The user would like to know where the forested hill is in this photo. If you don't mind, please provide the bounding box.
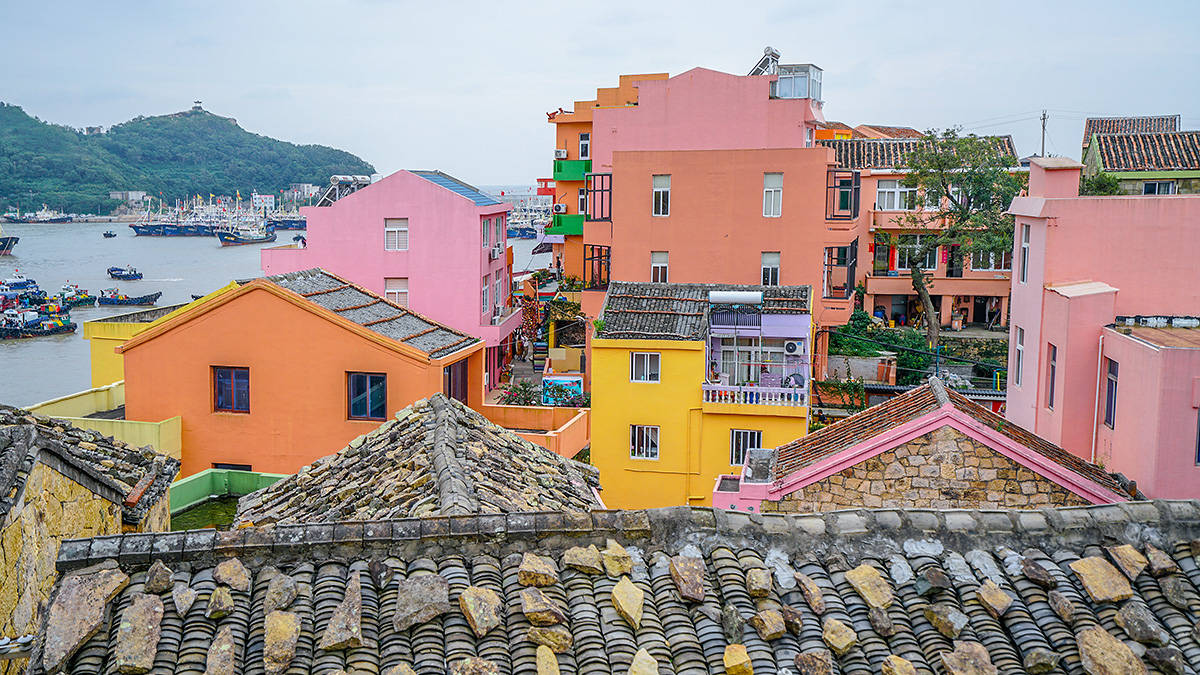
[0,102,375,213]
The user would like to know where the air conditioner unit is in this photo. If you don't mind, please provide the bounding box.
[784,340,806,356]
[489,245,503,260]
[554,149,569,159]
[552,204,568,214]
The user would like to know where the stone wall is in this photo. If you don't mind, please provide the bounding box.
[762,425,1093,513]
[1117,176,1200,195]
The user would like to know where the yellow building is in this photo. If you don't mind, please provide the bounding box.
[591,282,812,508]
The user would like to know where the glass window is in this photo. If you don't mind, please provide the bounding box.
[1019,224,1030,283]
[1104,359,1118,428]
[384,218,409,251]
[652,174,671,216]
[630,425,660,459]
[896,235,937,270]
[763,173,783,217]
[1046,343,1057,410]
[348,372,386,420]
[384,277,408,307]
[630,352,661,382]
[481,278,489,315]
[579,132,590,160]
[1014,327,1024,386]
[721,337,789,385]
[971,249,1013,271]
[482,218,490,248]
[730,429,762,466]
[761,251,780,286]
[493,271,503,310]
[213,367,249,412]
[495,215,503,246]
[875,179,917,210]
[1143,181,1176,195]
[578,188,587,214]
[651,251,668,283]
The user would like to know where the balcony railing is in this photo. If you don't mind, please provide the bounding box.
[702,384,807,407]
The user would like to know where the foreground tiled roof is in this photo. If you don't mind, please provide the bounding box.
[262,269,480,359]
[1092,131,1200,172]
[597,282,811,341]
[856,124,926,139]
[774,379,1134,499]
[234,394,600,525]
[818,136,1018,170]
[30,500,1200,674]
[1083,115,1180,147]
[0,405,179,525]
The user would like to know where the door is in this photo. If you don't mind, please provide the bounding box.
[443,360,469,404]
[947,245,964,278]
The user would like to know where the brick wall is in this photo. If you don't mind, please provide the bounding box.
[762,425,1092,513]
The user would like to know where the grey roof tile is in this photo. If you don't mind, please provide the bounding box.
[597,281,811,341]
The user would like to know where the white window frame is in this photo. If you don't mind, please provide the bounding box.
[875,179,918,211]
[1014,326,1024,386]
[578,188,587,215]
[1019,224,1030,284]
[652,175,671,217]
[493,271,503,310]
[481,278,489,316]
[651,251,668,283]
[630,425,660,460]
[482,217,490,249]
[971,249,1013,271]
[495,215,504,246]
[761,251,780,286]
[730,429,762,466]
[762,173,783,217]
[1142,180,1176,195]
[384,277,409,307]
[630,352,661,383]
[895,234,938,271]
[384,218,409,251]
[1046,343,1057,410]
[579,132,590,160]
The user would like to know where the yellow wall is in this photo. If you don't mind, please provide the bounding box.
[591,338,808,509]
[27,382,183,460]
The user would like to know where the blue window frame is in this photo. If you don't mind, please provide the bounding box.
[348,372,387,420]
[213,366,249,413]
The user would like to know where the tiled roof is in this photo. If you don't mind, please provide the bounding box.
[411,170,503,206]
[234,393,601,524]
[1083,115,1179,147]
[774,379,1133,498]
[856,124,926,139]
[262,269,480,359]
[597,282,811,341]
[818,136,1018,170]
[0,405,179,525]
[32,500,1200,674]
[1092,131,1200,172]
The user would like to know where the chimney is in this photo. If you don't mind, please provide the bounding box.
[1028,157,1084,198]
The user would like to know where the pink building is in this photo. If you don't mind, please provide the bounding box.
[1006,157,1200,498]
[262,170,522,389]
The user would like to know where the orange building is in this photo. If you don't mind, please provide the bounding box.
[119,268,485,477]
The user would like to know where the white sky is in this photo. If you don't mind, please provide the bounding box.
[4,0,1198,184]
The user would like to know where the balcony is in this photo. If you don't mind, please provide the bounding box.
[701,384,808,416]
[547,213,584,235]
[553,159,592,182]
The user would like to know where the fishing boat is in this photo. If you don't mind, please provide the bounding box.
[0,272,38,292]
[3,206,72,224]
[98,289,161,306]
[103,231,117,238]
[0,223,16,256]
[216,222,276,246]
[107,265,144,281]
[59,284,96,308]
[0,309,75,339]
[266,213,306,230]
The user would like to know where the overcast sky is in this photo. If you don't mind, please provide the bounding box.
[4,0,1198,184]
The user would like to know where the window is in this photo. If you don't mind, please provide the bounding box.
[384,277,409,307]
[652,175,671,216]
[763,173,783,217]
[584,244,611,290]
[1013,327,1024,386]
[651,251,668,283]
[213,367,249,413]
[213,463,252,471]
[1019,224,1030,284]
[1104,359,1118,428]
[482,218,490,248]
[384,218,409,251]
[495,216,503,246]
[630,352,661,382]
[1195,409,1200,465]
[719,337,791,385]
[730,429,762,466]
[896,235,938,270]
[1143,180,1176,195]
[579,132,590,160]
[1046,344,1057,410]
[827,169,860,219]
[348,372,386,420]
[630,425,660,459]
[578,188,587,214]
[443,359,468,403]
[971,249,1013,271]
[481,277,489,315]
[493,271,503,309]
[823,241,857,299]
[761,252,780,286]
[875,180,918,211]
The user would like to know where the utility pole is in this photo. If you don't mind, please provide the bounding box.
[1040,109,1048,157]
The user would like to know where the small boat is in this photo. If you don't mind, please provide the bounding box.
[98,289,161,306]
[59,284,96,308]
[0,271,38,292]
[0,309,75,339]
[103,231,117,238]
[216,223,276,246]
[107,266,143,281]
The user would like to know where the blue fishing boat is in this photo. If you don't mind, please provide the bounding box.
[216,222,276,246]
[0,309,75,339]
[103,231,117,238]
[0,272,38,292]
[59,284,96,308]
[107,266,144,281]
[98,289,161,306]
[267,216,306,230]
[0,223,17,255]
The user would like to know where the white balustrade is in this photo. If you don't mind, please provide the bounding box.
[701,384,807,407]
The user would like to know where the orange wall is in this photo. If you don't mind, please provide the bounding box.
[123,287,483,476]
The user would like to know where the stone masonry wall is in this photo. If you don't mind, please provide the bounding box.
[762,425,1093,513]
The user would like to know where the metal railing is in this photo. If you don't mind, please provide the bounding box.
[702,384,807,407]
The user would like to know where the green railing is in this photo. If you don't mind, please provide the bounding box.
[169,468,286,514]
[552,160,591,182]
[546,214,585,235]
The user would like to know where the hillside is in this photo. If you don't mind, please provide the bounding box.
[0,102,375,214]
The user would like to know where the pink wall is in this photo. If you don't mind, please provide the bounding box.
[591,68,824,172]
[261,171,522,355]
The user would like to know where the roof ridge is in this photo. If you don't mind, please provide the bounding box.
[928,377,951,405]
[426,394,479,516]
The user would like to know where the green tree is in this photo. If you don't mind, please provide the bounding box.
[1080,171,1122,196]
[895,128,1026,348]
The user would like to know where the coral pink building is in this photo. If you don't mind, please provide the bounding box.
[1006,157,1200,498]
[262,171,521,389]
